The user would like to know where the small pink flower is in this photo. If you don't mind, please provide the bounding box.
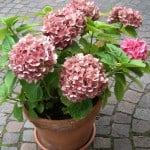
[108,6,142,28]
[42,9,85,50]
[66,0,100,20]
[60,53,108,102]
[121,38,148,60]
[9,34,57,83]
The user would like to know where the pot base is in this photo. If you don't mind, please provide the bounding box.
[34,123,96,150]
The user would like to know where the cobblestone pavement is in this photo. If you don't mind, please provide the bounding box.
[0,0,150,150]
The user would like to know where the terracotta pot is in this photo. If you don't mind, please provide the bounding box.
[23,99,102,150]
[34,124,96,150]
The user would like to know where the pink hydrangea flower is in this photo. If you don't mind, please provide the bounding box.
[108,6,142,28]
[66,0,100,20]
[121,39,148,60]
[9,34,57,83]
[60,53,108,102]
[42,9,85,50]
[107,6,124,23]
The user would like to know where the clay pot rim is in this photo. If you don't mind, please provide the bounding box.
[34,123,96,150]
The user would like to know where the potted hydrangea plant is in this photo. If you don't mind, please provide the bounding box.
[0,0,149,149]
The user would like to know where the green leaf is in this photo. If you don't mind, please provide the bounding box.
[130,68,143,77]
[35,6,53,17]
[68,99,93,120]
[60,94,72,106]
[44,69,59,91]
[43,6,53,13]
[94,21,115,29]
[96,51,116,65]
[45,101,54,109]
[2,35,15,53]
[0,55,8,68]
[94,32,118,43]
[66,41,81,53]
[125,60,146,68]
[0,17,6,25]
[28,108,38,119]
[87,24,99,32]
[3,16,20,27]
[13,103,23,122]
[20,80,43,101]
[36,103,44,113]
[0,83,8,104]
[125,72,143,88]
[142,63,150,73]
[115,73,126,86]
[27,101,38,109]
[114,79,125,101]
[16,23,39,32]
[79,38,90,49]
[106,44,130,63]
[4,70,16,93]
[121,26,137,37]
[0,28,8,40]
[102,88,111,107]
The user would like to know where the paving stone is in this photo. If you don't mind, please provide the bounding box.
[14,4,24,9]
[129,82,144,92]
[138,93,150,109]
[9,114,17,121]
[130,74,150,91]
[93,137,111,149]
[95,116,111,126]
[135,148,149,150]
[132,119,150,133]
[100,105,115,116]
[124,90,141,104]
[117,101,135,115]
[13,0,22,3]
[0,113,8,125]
[0,102,14,114]
[96,125,111,135]
[1,147,18,150]
[144,84,150,94]
[3,133,19,144]
[6,121,23,132]
[24,120,34,128]
[1,7,11,13]
[22,129,35,142]
[107,94,118,105]
[20,143,37,150]
[134,108,150,121]
[0,126,4,138]
[133,136,150,148]
[112,123,130,137]
[113,113,131,124]
[114,138,132,150]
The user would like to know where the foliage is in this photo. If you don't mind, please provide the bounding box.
[0,2,149,122]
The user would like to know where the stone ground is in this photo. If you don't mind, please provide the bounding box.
[0,0,150,150]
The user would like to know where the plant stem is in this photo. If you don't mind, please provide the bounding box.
[89,32,94,53]
[8,96,20,102]
[8,27,18,38]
